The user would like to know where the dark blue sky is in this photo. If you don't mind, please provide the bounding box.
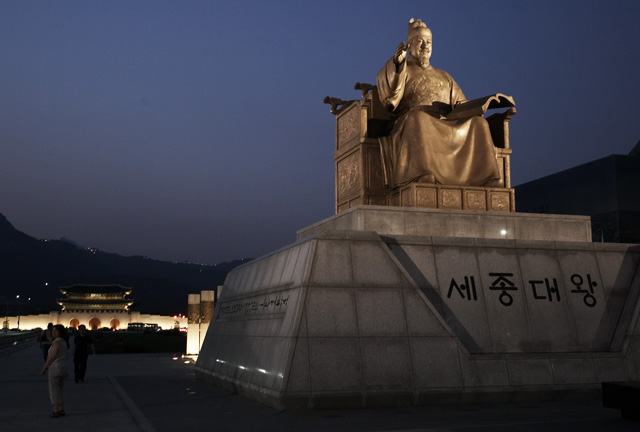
[1,1,639,264]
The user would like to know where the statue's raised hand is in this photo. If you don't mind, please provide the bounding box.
[393,41,407,65]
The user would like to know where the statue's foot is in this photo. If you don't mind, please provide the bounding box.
[484,178,504,188]
[418,173,436,183]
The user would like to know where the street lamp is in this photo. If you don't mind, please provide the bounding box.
[16,296,21,330]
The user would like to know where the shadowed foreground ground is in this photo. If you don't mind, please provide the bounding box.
[0,341,637,432]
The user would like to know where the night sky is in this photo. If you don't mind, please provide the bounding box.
[1,1,639,265]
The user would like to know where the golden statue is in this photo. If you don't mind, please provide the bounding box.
[377,19,514,189]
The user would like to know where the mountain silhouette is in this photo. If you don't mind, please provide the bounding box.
[0,213,249,316]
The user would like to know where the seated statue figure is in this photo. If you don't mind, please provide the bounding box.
[378,18,509,189]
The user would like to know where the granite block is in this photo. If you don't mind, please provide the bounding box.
[554,241,594,251]
[515,218,554,242]
[286,337,311,392]
[389,243,439,296]
[363,391,415,407]
[388,242,445,321]
[206,335,230,375]
[224,271,239,294]
[476,247,534,352]
[235,264,252,296]
[596,251,639,291]
[309,240,353,285]
[241,319,262,337]
[219,320,245,337]
[316,230,352,240]
[506,359,554,385]
[362,209,405,234]
[403,288,450,337]
[268,249,289,287]
[403,211,439,236]
[516,248,577,351]
[262,337,290,391]
[474,237,518,248]
[325,214,359,232]
[282,246,300,284]
[308,337,363,392]
[253,259,270,291]
[262,255,277,289]
[233,337,255,381]
[297,308,308,338]
[221,336,241,377]
[556,250,613,350]
[433,245,492,351]
[360,337,413,390]
[296,206,591,242]
[244,336,268,387]
[408,212,449,236]
[458,352,509,387]
[256,342,285,390]
[310,392,364,409]
[554,220,590,242]
[386,234,434,246]
[432,236,476,247]
[480,216,518,240]
[293,241,312,285]
[445,214,481,238]
[410,337,463,388]
[514,238,556,250]
[550,357,597,384]
[351,241,404,287]
[593,356,635,382]
[356,288,407,337]
[278,288,302,338]
[629,336,640,377]
[304,288,358,337]
[605,290,632,337]
[249,260,266,294]
[249,336,282,387]
[264,318,282,338]
[347,230,383,241]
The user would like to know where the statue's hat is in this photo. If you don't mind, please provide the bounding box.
[407,18,430,41]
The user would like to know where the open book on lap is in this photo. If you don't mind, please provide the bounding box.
[447,93,515,120]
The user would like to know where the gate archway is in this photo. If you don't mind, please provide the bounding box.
[88,318,101,330]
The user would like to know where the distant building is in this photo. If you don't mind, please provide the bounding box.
[57,283,134,312]
[1,283,186,331]
[515,143,640,243]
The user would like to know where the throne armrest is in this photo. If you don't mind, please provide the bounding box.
[486,107,516,149]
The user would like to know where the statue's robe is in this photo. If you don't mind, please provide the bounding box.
[377,57,501,188]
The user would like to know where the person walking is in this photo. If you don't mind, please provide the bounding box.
[41,324,69,418]
[73,324,95,383]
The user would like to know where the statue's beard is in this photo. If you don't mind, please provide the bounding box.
[411,52,431,69]
[417,56,430,69]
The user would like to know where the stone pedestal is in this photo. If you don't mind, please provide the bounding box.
[195,207,640,409]
[297,205,591,243]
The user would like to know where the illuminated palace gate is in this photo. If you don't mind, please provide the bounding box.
[57,284,134,330]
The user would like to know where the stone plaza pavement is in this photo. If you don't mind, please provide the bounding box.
[0,340,637,432]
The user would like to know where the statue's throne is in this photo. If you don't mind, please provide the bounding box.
[326,84,516,213]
